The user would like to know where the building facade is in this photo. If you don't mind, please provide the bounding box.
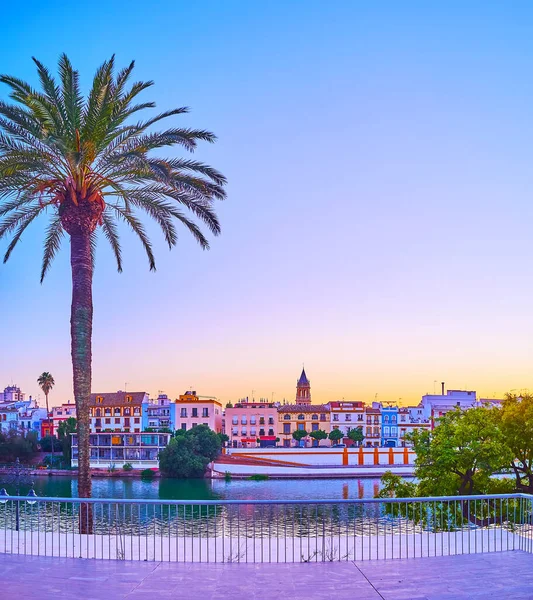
[90,391,149,433]
[225,398,278,448]
[1,385,25,403]
[174,391,222,433]
[278,404,331,447]
[329,401,365,438]
[71,432,170,469]
[144,394,174,431]
[381,405,399,447]
[364,405,381,447]
[421,389,477,428]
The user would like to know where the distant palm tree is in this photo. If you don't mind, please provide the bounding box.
[37,371,55,462]
[0,55,226,525]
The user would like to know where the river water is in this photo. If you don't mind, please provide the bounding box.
[12,475,386,501]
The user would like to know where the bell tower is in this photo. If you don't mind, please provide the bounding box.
[296,368,311,405]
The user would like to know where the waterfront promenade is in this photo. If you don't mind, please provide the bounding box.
[2,551,532,599]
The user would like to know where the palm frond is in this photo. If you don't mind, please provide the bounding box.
[3,205,42,262]
[109,205,156,270]
[40,213,64,282]
[100,209,122,272]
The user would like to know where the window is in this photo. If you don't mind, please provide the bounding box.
[241,417,247,425]
[134,408,140,415]
[311,414,318,420]
[312,423,318,431]
[124,408,131,416]
[283,424,291,434]
[95,408,101,417]
[96,396,103,404]
[297,423,305,431]
[250,416,256,425]
[114,408,121,416]
[115,418,120,424]
[241,428,247,435]
[105,418,111,424]
[320,414,326,421]
[297,414,304,420]
[126,395,132,403]
[345,415,351,421]
[268,417,274,425]
[384,415,389,423]
[181,424,187,431]
[192,408,198,418]
[232,417,238,425]
[250,427,256,436]
[105,408,111,416]
[333,414,339,421]
[357,414,363,421]
[202,408,209,418]
[181,408,187,418]
[284,414,291,420]
[268,429,274,436]
[134,418,140,424]
[259,429,265,436]
[192,423,197,428]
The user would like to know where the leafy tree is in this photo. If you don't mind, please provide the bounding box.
[292,429,308,445]
[0,431,38,463]
[0,56,226,508]
[407,407,510,496]
[57,417,77,465]
[309,429,327,445]
[497,393,533,493]
[37,372,55,462]
[328,428,344,444]
[347,427,364,446]
[39,435,61,452]
[159,425,224,478]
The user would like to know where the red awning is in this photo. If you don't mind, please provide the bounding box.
[241,438,257,443]
[259,436,277,441]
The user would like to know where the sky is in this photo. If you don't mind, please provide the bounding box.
[2,1,533,407]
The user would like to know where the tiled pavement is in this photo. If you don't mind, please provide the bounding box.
[0,551,532,599]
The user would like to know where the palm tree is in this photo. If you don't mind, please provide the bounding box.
[0,56,226,524]
[37,371,55,463]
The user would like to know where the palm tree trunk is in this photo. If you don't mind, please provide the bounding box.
[70,230,93,533]
[46,392,54,466]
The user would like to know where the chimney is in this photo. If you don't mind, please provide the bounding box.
[441,382,445,395]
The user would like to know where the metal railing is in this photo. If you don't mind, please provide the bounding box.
[0,493,531,563]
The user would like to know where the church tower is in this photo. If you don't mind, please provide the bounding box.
[296,368,311,405]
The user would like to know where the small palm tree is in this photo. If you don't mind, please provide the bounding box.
[0,56,226,522]
[37,371,55,462]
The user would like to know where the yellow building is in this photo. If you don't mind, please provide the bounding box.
[277,404,331,447]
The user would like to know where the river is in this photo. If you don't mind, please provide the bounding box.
[9,475,387,500]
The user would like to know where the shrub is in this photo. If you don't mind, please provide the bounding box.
[122,463,133,471]
[141,468,156,480]
[224,471,232,482]
[249,474,269,481]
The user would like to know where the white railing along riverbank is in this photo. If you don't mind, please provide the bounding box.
[0,494,531,563]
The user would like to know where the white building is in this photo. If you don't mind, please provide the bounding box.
[420,389,477,428]
[1,385,25,403]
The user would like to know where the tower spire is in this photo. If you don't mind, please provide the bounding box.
[296,367,311,405]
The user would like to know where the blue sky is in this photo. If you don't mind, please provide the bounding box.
[2,1,533,405]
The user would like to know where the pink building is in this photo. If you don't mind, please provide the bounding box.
[225,397,279,448]
[174,391,222,433]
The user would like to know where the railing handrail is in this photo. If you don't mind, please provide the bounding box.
[2,492,532,506]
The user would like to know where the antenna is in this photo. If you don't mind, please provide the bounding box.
[124,382,129,393]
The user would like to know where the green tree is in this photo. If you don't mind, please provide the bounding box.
[328,428,344,444]
[57,417,77,466]
[309,429,327,445]
[0,431,38,463]
[159,425,224,478]
[408,407,510,496]
[0,56,226,509]
[37,372,55,462]
[292,429,308,445]
[347,426,365,446]
[39,435,61,452]
[497,393,533,493]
